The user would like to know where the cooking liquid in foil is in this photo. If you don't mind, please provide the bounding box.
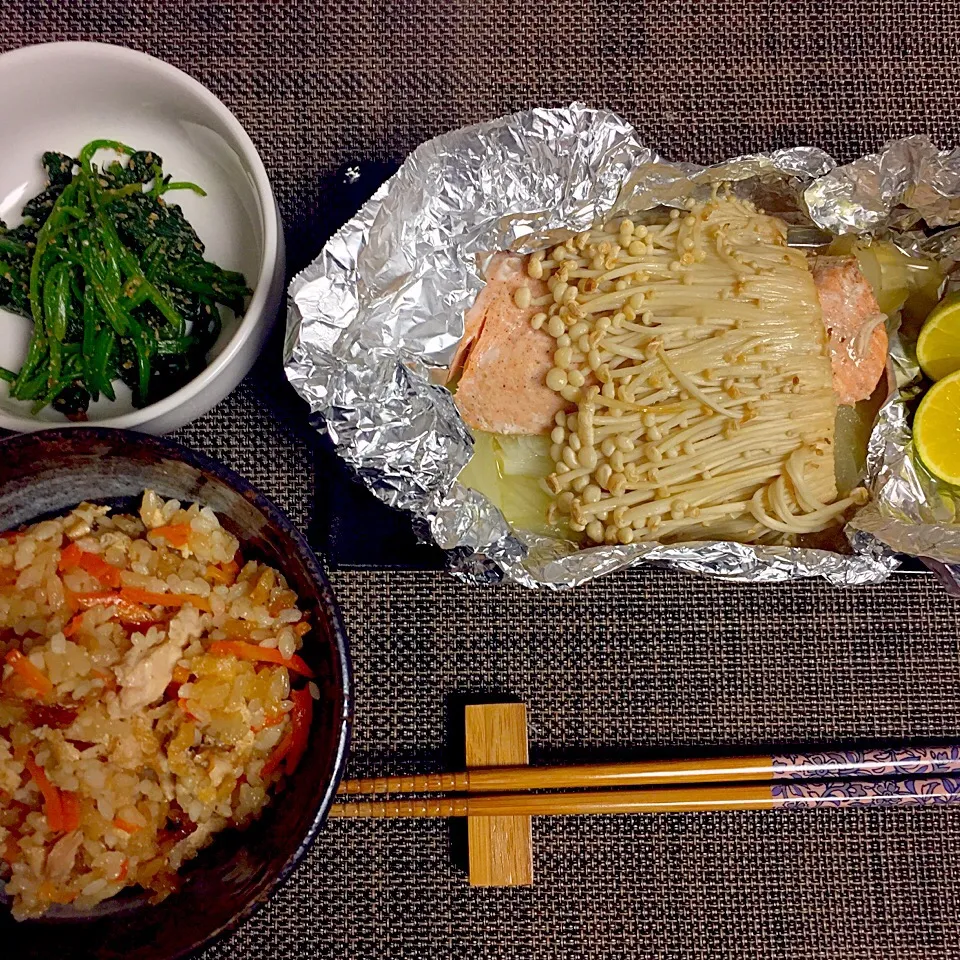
[285,105,960,589]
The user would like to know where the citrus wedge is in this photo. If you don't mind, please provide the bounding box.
[914,369,960,485]
[917,292,960,382]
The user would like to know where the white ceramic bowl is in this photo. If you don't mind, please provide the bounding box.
[0,42,284,434]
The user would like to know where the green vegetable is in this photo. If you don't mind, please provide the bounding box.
[0,140,251,418]
[42,261,71,384]
[92,328,117,402]
[0,236,29,257]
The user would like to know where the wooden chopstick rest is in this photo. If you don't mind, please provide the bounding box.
[464,703,533,887]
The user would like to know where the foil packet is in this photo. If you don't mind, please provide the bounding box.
[285,105,960,589]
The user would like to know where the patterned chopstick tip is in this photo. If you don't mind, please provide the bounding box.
[772,746,960,780]
[772,776,960,808]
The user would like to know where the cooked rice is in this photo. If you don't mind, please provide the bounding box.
[0,491,315,919]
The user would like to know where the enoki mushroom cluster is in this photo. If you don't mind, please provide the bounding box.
[519,195,866,546]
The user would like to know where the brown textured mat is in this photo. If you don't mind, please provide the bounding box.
[4,1,960,957]
[210,569,960,960]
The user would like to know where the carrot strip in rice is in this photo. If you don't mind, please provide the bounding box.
[24,755,63,832]
[113,818,141,834]
[285,686,313,775]
[58,542,122,588]
[4,674,36,700]
[4,650,54,698]
[149,524,192,549]
[208,640,315,678]
[68,589,119,609]
[119,587,212,612]
[66,590,159,624]
[60,791,81,833]
[252,712,286,733]
[62,613,85,637]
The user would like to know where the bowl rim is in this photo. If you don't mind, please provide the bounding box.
[0,41,281,433]
[0,427,353,956]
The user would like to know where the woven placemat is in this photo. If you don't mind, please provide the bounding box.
[209,569,960,960]
[4,2,960,957]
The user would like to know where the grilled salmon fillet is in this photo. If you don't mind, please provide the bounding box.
[448,253,566,435]
[812,256,889,407]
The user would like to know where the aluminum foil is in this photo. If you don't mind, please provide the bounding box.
[808,136,960,591]
[285,105,960,589]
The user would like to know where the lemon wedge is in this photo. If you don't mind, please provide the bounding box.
[917,292,960,382]
[914,369,960,484]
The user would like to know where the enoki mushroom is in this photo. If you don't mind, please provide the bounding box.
[523,194,867,547]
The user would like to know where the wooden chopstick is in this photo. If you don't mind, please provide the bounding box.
[336,745,960,796]
[329,775,960,819]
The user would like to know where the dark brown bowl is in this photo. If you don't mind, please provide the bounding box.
[0,428,352,959]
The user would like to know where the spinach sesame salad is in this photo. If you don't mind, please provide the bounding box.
[0,139,251,419]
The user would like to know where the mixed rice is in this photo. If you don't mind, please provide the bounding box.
[0,492,315,919]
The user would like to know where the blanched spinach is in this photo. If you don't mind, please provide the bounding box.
[0,141,251,418]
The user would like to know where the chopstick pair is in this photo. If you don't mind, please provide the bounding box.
[328,745,960,819]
